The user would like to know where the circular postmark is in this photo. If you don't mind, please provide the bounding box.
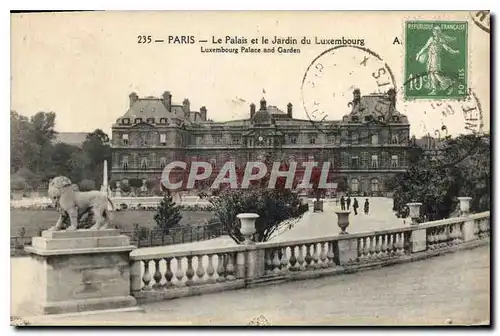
[301,45,397,136]
[470,11,490,34]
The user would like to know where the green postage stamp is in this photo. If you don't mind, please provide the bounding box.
[405,21,468,99]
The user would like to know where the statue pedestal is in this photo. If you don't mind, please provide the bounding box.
[23,229,138,315]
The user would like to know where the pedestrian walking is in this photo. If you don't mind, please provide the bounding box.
[364,198,370,215]
[353,198,359,215]
[340,196,345,211]
[346,195,351,210]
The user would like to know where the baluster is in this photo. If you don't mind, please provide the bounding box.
[327,242,335,266]
[380,235,388,258]
[362,237,371,261]
[320,242,328,267]
[280,248,289,273]
[265,250,274,274]
[357,238,364,261]
[142,260,152,290]
[272,249,281,273]
[226,253,236,280]
[153,259,163,288]
[175,257,185,285]
[304,244,313,268]
[206,254,216,282]
[439,228,447,247]
[312,243,320,268]
[396,233,404,255]
[473,220,480,238]
[427,230,435,249]
[164,258,174,287]
[185,256,195,285]
[216,254,226,282]
[368,236,376,259]
[374,235,382,259]
[386,234,394,255]
[297,245,306,270]
[196,255,206,282]
[289,246,298,271]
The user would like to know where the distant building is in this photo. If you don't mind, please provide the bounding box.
[53,132,88,148]
[110,89,414,196]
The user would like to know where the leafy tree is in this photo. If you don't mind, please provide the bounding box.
[209,188,309,244]
[390,134,490,221]
[154,193,183,234]
[81,129,111,184]
[51,143,81,178]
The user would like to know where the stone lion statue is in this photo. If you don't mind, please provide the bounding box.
[48,176,115,231]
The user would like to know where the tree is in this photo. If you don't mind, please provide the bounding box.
[154,193,183,234]
[51,143,81,178]
[390,134,490,221]
[81,129,111,184]
[79,179,96,191]
[209,188,309,244]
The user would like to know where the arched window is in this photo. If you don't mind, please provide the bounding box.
[371,178,380,192]
[371,134,379,145]
[140,158,148,169]
[351,178,359,192]
[122,156,129,169]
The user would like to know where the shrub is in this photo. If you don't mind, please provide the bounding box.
[79,179,96,191]
[154,194,182,234]
[210,188,308,244]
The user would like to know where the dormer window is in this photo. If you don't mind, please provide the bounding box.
[392,116,399,122]
[122,118,130,125]
[365,116,372,122]
[135,118,143,123]
[140,108,144,113]
[147,118,155,124]
[160,118,167,124]
[352,116,359,122]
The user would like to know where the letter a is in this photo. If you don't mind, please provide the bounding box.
[392,37,401,45]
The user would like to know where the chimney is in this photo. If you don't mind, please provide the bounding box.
[183,98,190,118]
[260,97,267,111]
[250,103,256,118]
[353,89,361,106]
[129,92,138,107]
[287,102,293,118]
[200,106,207,121]
[162,91,172,111]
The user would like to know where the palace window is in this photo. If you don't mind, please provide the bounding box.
[391,155,399,168]
[160,157,166,169]
[122,133,129,145]
[351,133,359,144]
[213,136,222,145]
[351,178,360,192]
[371,178,380,192]
[309,135,317,144]
[232,136,241,145]
[122,156,129,169]
[160,133,167,145]
[140,158,148,169]
[371,155,379,168]
[289,136,297,144]
[327,135,336,144]
[351,156,360,169]
[391,134,399,144]
[371,134,379,145]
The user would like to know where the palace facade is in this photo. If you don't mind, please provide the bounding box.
[110,89,414,196]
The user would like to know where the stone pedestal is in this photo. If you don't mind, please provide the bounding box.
[23,229,138,315]
[411,228,427,252]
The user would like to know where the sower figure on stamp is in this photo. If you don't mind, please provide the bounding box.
[416,26,460,96]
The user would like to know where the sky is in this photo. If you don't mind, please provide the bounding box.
[10,11,490,137]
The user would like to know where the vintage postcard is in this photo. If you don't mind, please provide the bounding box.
[10,10,490,326]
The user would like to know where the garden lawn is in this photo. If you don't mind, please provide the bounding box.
[10,209,216,237]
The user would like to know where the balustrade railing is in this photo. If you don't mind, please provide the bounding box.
[129,211,489,302]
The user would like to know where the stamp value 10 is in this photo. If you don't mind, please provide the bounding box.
[405,21,468,100]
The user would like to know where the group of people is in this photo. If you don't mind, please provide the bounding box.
[338,194,370,215]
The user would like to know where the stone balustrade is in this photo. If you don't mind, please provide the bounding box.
[130,210,490,303]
